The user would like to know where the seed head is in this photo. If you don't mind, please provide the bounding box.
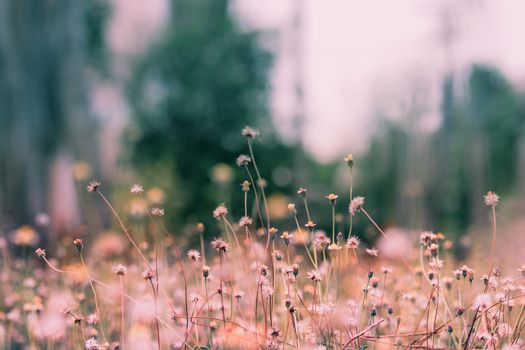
[239,216,253,227]
[143,269,154,280]
[130,183,144,194]
[346,236,360,249]
[35,248,46,258]
[326,193,338,206]
[241,126,259,138]
[202,265,210,278]
[241,180,251,192]
[349,196,365,215]
[112,264,127,276]
[186,249,201,261]
[236,154,252,167]
[151,207,165,217]
[484,191,500,207]
[73,239,83,252]
[212,204,228,220]
[211,237,230,252]
[297,187,307,198]
[87,180,100,193]
[344,153,354,167]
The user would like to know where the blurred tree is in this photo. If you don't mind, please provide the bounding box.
[127,0,298,230]
[0,0,110,228]
[358,65,525,237]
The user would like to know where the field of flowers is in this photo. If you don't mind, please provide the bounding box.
[1,127,523,350]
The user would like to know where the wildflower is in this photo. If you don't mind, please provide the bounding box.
[292,264,299,277]
[211,238,230,253]
[327,243,341,251]
[270,327,281,338]
[419,230,436,246]
[344,153,354,167]
[473,293,492,311]
[239,216,253,227]
[326,193,338,206]
[189,293,201,303]
[281,231,293,245]
[241,180,251,192]
[150,207,164,216]
[297,187,307,198]
[130,183,144,194]
[274,250,283,261]
[307,270,323,283]
[73,239,83,252]
[236,154,252,167]
[305,220,316,231]
[186,249,201,261]
[86,313,100,325]
[268,227,278,239]
[143,269,154,280]
[35,248,46,258]
[241,126,259,138]
[202,265,210,278]
[314,235,330,248]
[212,204,228,220]
[233,290,245,299]
[257,263,269,276]
[287,203,297,216]
[87,180,100,193]
[85,338,100,350]
[196,223,205,233]
[366,248,378,257]
[112,264,127,276]
[346,236,360,249]
[349,196,365,215]
[484,191,500,206]
[381,266,392,274]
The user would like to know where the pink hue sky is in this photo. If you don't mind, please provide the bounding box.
[102,0,525,162]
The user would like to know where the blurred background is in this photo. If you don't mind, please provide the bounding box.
[1,0,525,250]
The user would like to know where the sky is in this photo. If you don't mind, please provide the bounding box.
[104,0,525,162]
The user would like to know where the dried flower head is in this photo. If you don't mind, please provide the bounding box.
[86,313,100,325]
[349,196,365,215]
[151,207,165,217]
[307,270,323,283]
[241,126,259,138]
[85,338,100,350]
[241,180,251,192]
[236,154,252,167]
[344,153,354,167]
[73,239,83,252]
[186,249,201,261]
[281,231,293,245]
[326,193,338,206]
[305,220,316,231]
[130,183,144,194]
[346,236,361,249]
[484,191,500,206]
[211,238,230,253]
[143,269,154,280]
[35,248,46,258]
[297,187,307,198]
[112,264,127,276]
[196,223,205,233]
[87,180,100,193]
[239,216,253,227]
[212,204,228,220]
[202,265,210,278]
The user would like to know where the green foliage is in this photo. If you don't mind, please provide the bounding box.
[358,65,525,236]
[127,0,297,229]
